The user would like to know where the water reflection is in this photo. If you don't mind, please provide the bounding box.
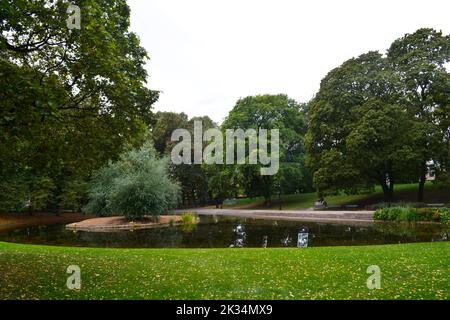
[0,215,448,248]
[297,227,309,248]
[262,235,268,248]
[281,235,292,246]
[230,224,246,248]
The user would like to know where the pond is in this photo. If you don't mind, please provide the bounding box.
[0,215,448,248]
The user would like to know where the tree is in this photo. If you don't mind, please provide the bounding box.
[387,28,450,201]
[152,112,218,207]
[0,0,158,212]
[306,51,415,201]
[152,112,189,154]
[222,94,309,205]
[84,142,180,220]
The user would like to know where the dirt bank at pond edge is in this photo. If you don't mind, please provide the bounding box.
[0,213,91,232]
[66,215,183,232]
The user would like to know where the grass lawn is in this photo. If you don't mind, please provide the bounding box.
[0,241,448,300]
[228,183,450,210]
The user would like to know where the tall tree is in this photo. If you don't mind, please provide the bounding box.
[222,94,308,205]
[306,51,414,201]
[0,0,158,212]
[387,28,450,201]
[152,112,217,207]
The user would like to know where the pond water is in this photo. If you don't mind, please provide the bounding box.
[0,215,448,248]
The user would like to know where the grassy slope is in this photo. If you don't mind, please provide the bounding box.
[228,183,450,210]
[0,241,448,300]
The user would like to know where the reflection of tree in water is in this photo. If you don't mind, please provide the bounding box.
[230,224,246,248]
[373,221,449,241]
[76,226,185,248]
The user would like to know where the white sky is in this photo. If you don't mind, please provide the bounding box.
[128,0,449,124]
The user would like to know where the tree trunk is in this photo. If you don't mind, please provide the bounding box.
[389,175,394,202]
[264,196,271,207]
[380,178,391,202]
[417,162,427,202]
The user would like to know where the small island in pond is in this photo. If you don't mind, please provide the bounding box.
[66,215,182,232]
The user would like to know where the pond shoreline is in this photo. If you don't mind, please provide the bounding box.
[0,213,91,233]
[66,215,183,232]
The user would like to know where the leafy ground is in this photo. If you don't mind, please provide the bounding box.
[228,183,450,210]
[0,241,448,300]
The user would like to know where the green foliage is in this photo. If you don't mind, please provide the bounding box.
[0,0,158,212]
[368,201,428,210]
[28,176,56,212]
[221,94,310,202]
[58,178,89,212]
[387,28,450,201]
[436,208,450,225]
[374,206,450,223]
[152,112,218,206]
[0,176,28,212]
[306,51,416,200]
[434,171,450,190]
[374,207,416,221]
[307,29,450,201]
[152,111,189,154]
[84,142,180,219]
[180,212,199,232]
[181,212,198,224]
[0,174,55,212]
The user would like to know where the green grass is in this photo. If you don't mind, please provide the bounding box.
[374,207,450,223]
[228,183,450,210]
[0,241,448,300]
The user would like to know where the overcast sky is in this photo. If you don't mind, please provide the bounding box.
[128,0,449,124]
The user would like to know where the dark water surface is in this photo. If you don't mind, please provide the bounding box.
[0,215,448,248]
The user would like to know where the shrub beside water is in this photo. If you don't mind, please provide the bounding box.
[181,212,198,224]
[181,212,199,232]
[84,142,180,220]
[368,202,428,210]
[374,207,450,224]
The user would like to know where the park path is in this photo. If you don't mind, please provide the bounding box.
[175,208,375,224]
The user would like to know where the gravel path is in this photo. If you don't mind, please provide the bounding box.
[175,208,375,224]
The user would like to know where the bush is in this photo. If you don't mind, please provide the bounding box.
[437,208,450,224]
[181,212,199,232]
[415,208,439,222]
[368,202,427,210]
[181,212,198,225]
[374,207,417,222]
[84,142,180,220]
[374,206,450,224]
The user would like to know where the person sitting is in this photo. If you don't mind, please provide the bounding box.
[314,197,327,209]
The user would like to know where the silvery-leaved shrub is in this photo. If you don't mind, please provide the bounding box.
[84,142,180,220]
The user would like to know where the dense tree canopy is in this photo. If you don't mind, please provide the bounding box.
[307,29,450,201]
[306,52,413,199]
[152,112,218,207]
[222,94,310,204]
[1,8,448,214]
[387,28,450,201]
[0,0,158,212]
